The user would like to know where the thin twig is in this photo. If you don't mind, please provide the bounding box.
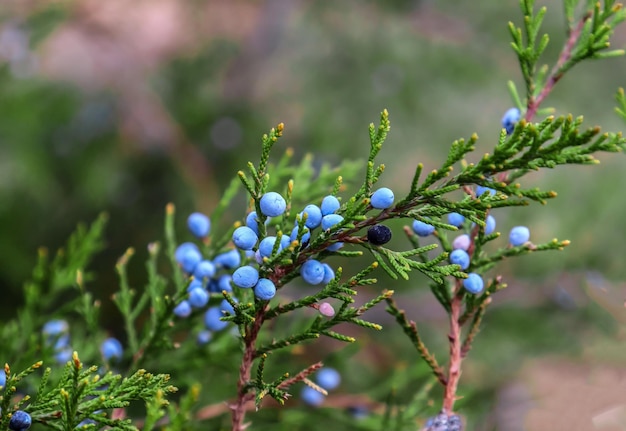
[461,297,491,358]
[276,362,323,390]
[497,12,591,185]
[525,12,591,122]
[385,298,447,387]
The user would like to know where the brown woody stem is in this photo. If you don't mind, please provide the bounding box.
[525,12,591,123]
[442,282,464,414]
[231,306,267,431]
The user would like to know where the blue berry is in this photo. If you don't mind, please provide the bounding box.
[321,214,344,231]
[501,107,521,135]
[301,386,325,406]
[188,287,209,308]
[450,249,470,270]
[174,242,200,264]
[476,186,496,197]
[290,225,311,244]
[232,226,258,250]
[426,413,445,431]
[447,212,465,228]
[300,205,323,229]
[42,319,70,351]
[232,266,259,288]
[301,259,325,285]
[254,278,276,300]
[187,212,211,238]
[370,187,395,209]
[259,192,286,217]
[101,337,123,362]
[55,348,72,364]
[220,298,238,315]
[0,369,5,388]
[412,220,435,237]
[425,412,463,431]
[448,414,463,431]
[509,226,530,246]
[245,211,259,228]
[485,215,496,235]
[209,274,233,293]
[214,249,241,269]
[193,260,216,279]
[204,306,229,331]
[9,410,32,431]
[42,319,69,336]
[77,419,96,428]
[367,224,392,245]
[280,234,292,250]
[259,236,280,258]
[187,275,204,291]
[197,330,212,345]
[316,367,341,390]
[452,234,471,251]
[321,195,340,215]
[174,300,192,318]
[326,242,344,251]
[245,211,268,235]
[463,273,484,294]
[180,247,202,274]
[53,334,70,351]
[322,263,335,284]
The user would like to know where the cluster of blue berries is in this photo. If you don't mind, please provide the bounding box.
[8,410,32,431]
[173,191,346,339]
[423,411,462,431]
[176,173,533,345]
[42,319,124,366]
[254,193,343,285]
[174,210,241,337]
[300,260,334,285]
[284,187,397,286]
[408,179,531,295]
[300,367,341,406]
[42,319,72,364]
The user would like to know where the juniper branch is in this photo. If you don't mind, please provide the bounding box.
[385,298,447,387]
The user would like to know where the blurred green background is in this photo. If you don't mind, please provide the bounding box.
[2,1,626,430]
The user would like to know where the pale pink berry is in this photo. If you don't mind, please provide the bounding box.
[452,234,471,251]
[319,302,335,317]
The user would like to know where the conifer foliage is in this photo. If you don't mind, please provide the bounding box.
[1,1,626,430]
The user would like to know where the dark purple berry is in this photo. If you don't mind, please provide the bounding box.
[9,410,32,431]
[367,224,392,245]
